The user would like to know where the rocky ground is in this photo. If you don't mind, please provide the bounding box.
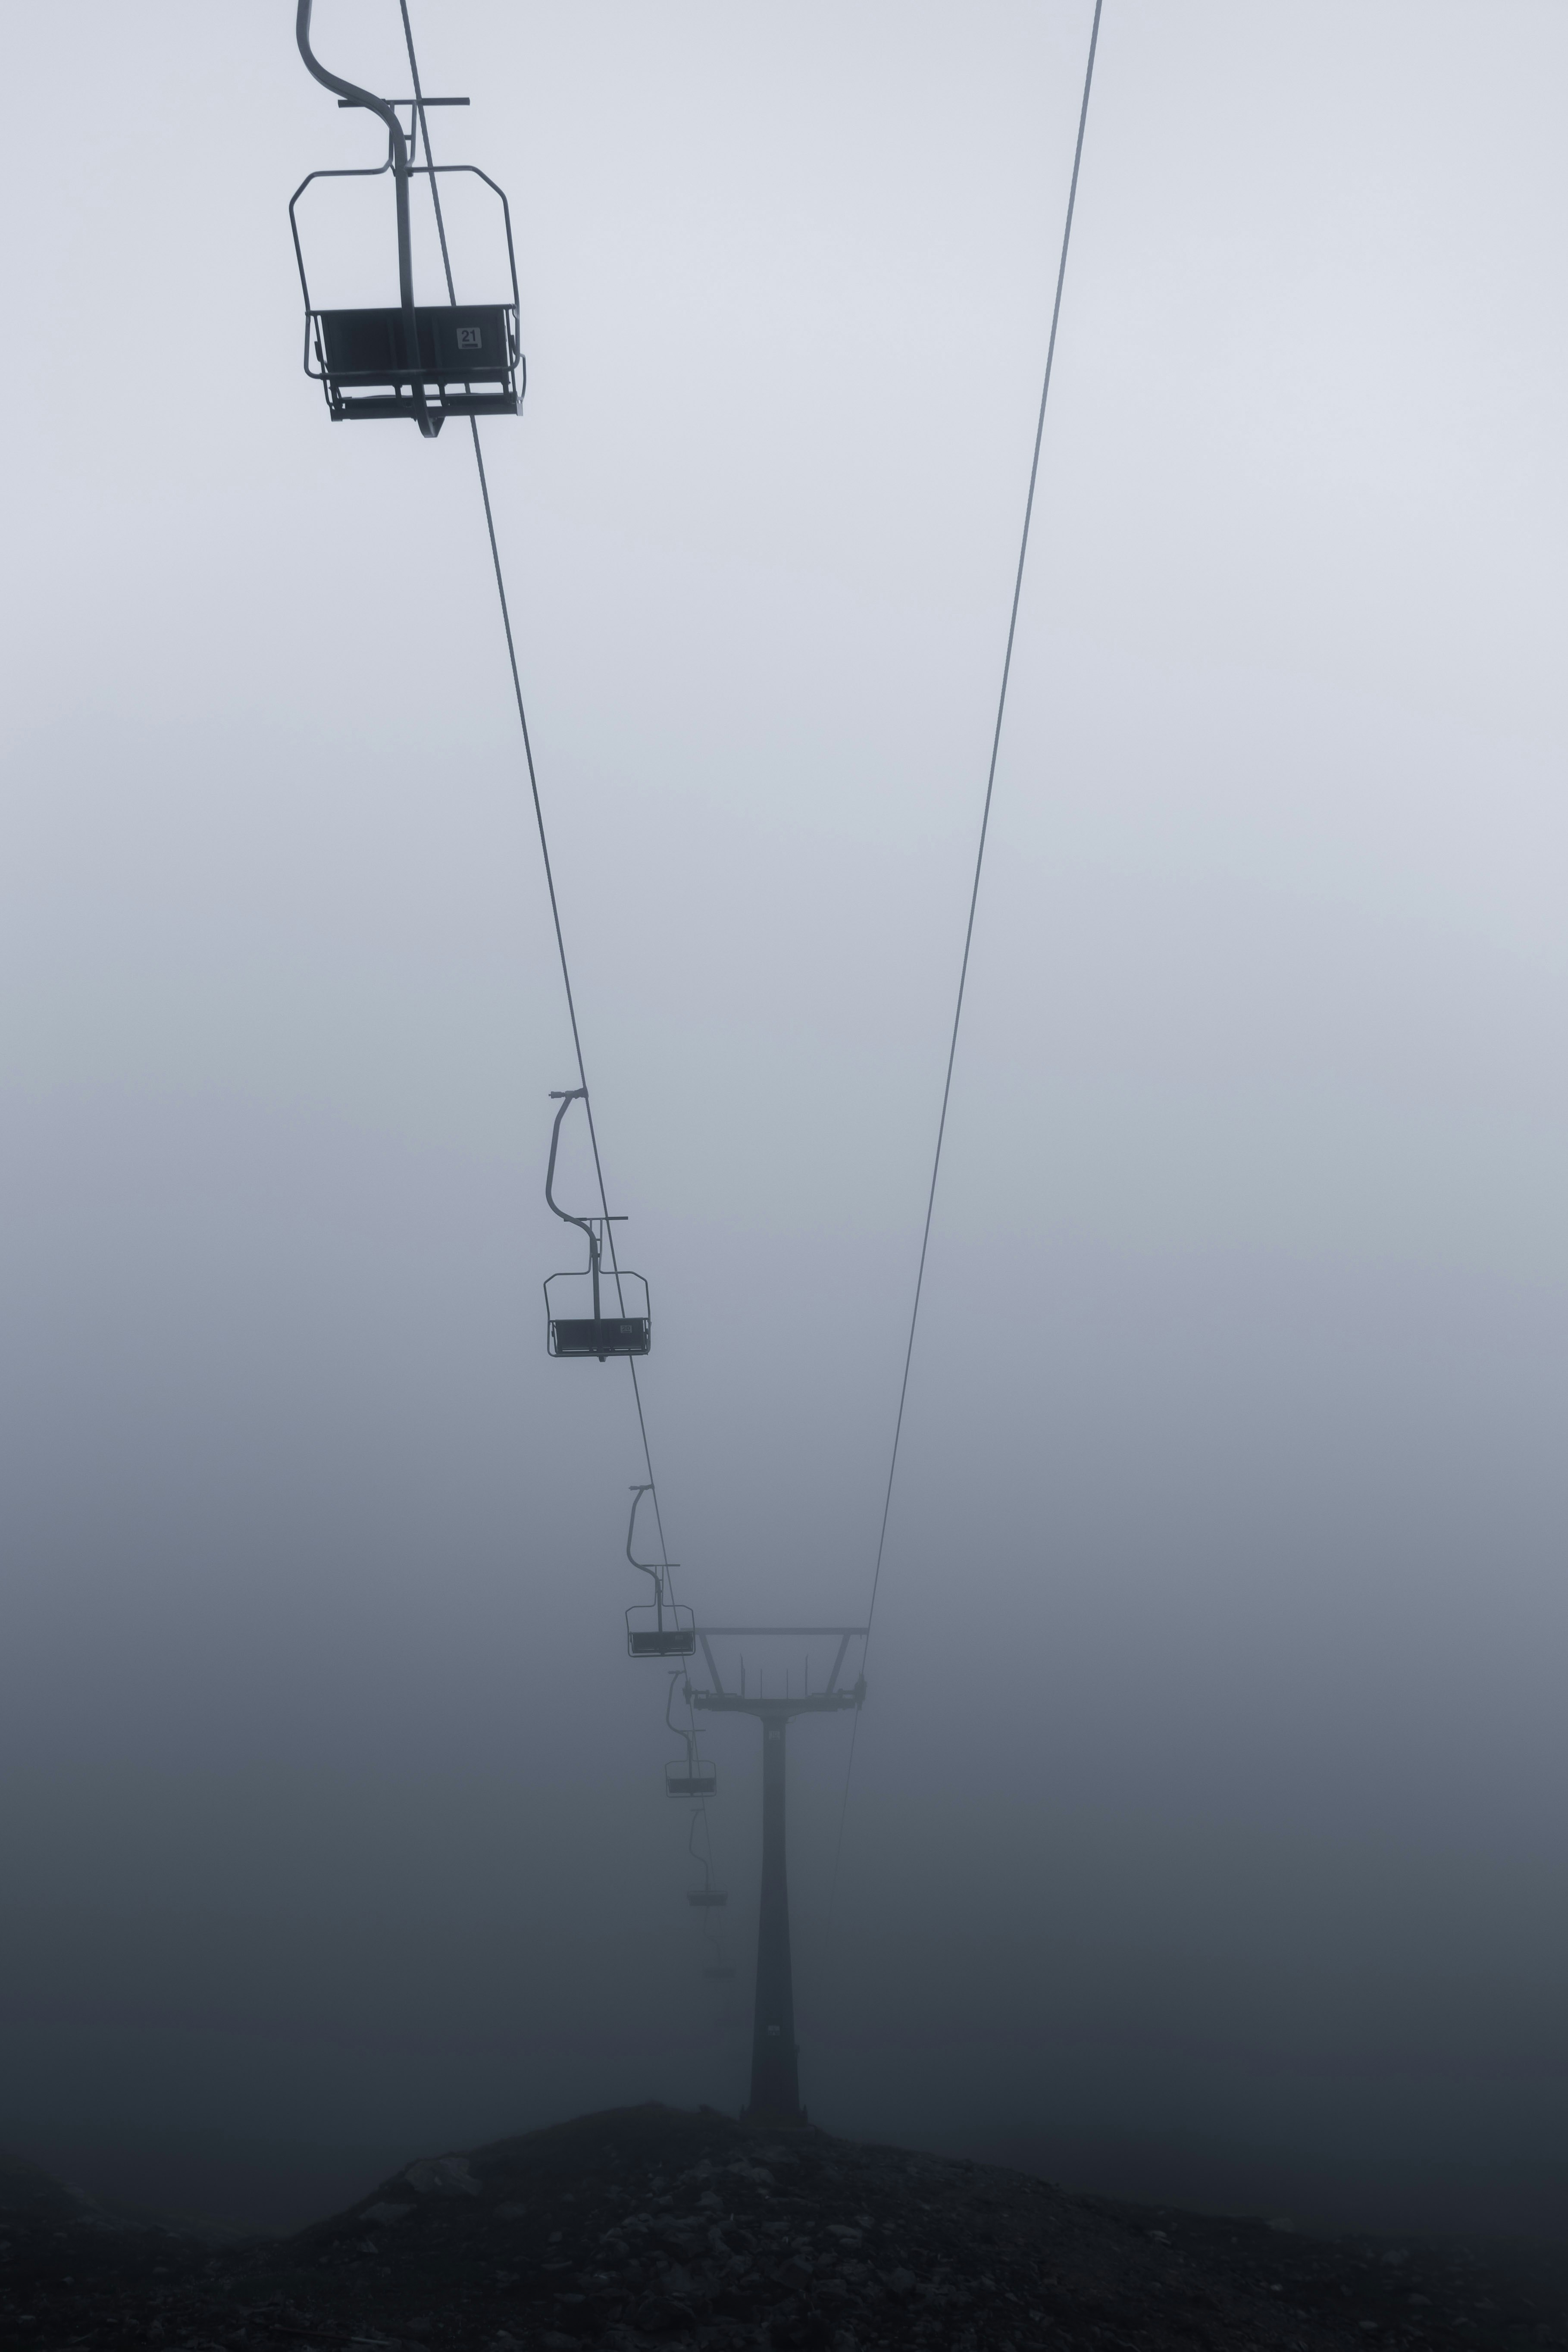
[2,2105,1565,2352]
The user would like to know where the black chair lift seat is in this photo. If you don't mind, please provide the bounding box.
[314,302,523,421]
[666,1762,718,1799]
[686,1886,729,1908]
[550,1311,650,1361]
[627,1613,696,1658]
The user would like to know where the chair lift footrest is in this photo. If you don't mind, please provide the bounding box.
[329,389,525,420]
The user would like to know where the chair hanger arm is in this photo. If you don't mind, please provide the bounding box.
[545,1088,595,1240]
[295,0,435,435]
[626,1482,671,1588]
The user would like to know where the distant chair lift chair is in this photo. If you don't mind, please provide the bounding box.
[623,1484,695,1658]
[543,1090,651,1362]
[665,1676,717,1800]
[685,1812,728,1910]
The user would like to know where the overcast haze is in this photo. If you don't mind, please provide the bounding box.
[2,0,1568,2236]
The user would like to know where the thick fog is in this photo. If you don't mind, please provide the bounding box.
[3,0,1567,2236]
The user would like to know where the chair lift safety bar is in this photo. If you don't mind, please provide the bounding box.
[291,0,524,434]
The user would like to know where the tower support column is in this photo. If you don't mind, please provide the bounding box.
[687,1631,864,2124]
[748,1709,800,2119]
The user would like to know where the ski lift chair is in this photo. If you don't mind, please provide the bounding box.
[292,1,524,435]
[543,1091,651,1360]
[623,1483,694,1656]
[685,1819,727,1907]
[666,1672,717,1798]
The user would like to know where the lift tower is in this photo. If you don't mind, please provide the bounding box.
[688,1626,867,2122]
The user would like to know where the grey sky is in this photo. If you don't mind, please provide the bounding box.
[1,1,1566,2232]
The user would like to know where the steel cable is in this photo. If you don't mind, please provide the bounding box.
[396,1,674,1585]
[827,0,1105,1919]
[396,0,722,1965]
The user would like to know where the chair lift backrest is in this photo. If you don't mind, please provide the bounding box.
[295,0,435,438]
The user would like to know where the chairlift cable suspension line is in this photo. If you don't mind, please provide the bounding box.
[828,0,1105,1914]
[296,2,701,1951]
[396,1,673,1581]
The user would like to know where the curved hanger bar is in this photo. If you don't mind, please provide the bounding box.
[687,1815,717,1895]
[626,1483,675,1588]
[295,0,436,437]
[545,1089,594,1240]
[666,1672,700,1760]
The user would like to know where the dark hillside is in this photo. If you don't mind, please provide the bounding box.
[2,2106,1566,2352]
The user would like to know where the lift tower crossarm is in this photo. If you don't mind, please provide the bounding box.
[690,1688,860,1718]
